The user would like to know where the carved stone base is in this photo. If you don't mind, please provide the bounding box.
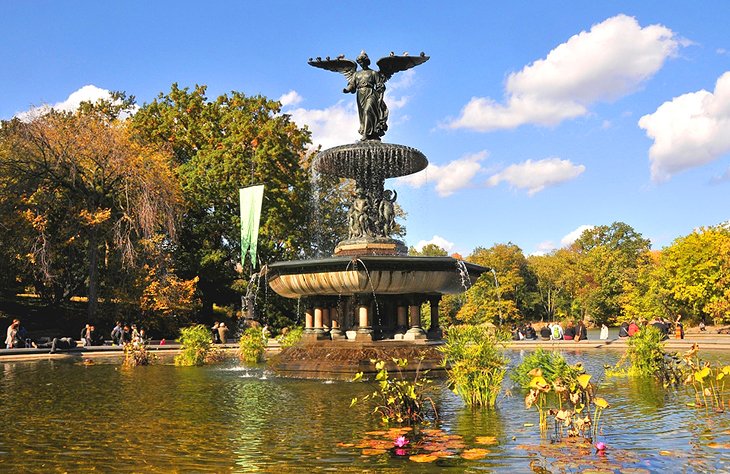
[404,327,427,340]
[335,239,407,257]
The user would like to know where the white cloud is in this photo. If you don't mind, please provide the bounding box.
[278,90,303,107]
[16,84,117,121]
[447,14,682,131]
[414,235,455,253]
[531,240,557,256]
[486,157,585,195]
[287,100,360,149]
[638,71,730,181]
[561,225,595,246]
[398,151,488,197]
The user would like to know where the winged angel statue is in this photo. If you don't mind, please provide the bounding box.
[308,51,429,141]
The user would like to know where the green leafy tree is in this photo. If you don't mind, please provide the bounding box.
[571,222,650,325]
[457,243,537,325]
[131,84,315,323]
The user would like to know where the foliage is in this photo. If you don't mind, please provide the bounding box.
[122,342,156,367]
[0,100,182,318]
[408,244,448,257]
[439,325,509,407]
[238,327,267,363]
[277,326,303,348]
[350,358,437,425]
[680,343,730,412]
[512,348,583,389]
[458,243,537,325]
[524,363,607,442]
[174,324,219,366]
[606,325,683,386]
[131,84,316,327]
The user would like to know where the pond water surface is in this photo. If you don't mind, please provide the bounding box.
[2,350,730,472]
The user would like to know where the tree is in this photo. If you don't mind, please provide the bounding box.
[457,243,536,325]
[409,243,448,256]
[131,84,315,323]
[528,249,575,321]
[652,225,730,324]
[570,222,650,325]
[0,102,182,319]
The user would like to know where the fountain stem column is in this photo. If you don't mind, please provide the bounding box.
[427,296,443,340]
[355,295,373,341]
[322,307,331,332]
[304,307,314,334]
[396,305,408,337]
[405,302,426,340]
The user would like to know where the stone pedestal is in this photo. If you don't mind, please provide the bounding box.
[404,304,426,340]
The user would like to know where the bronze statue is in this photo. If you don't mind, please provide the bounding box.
[308,51,429,141]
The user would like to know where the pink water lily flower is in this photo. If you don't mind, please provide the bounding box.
[394,435,410,448]
[595,442,607,451]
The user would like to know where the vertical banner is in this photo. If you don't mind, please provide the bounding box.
[240,185,264,268]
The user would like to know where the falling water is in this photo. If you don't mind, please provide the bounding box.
[455,260,472,290]
[308,166,324,258]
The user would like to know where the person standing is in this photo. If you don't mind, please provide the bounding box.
[211,322,221,343]
[81,324,91,346]
[111,322,123,345]
[5,319,20,349]
[217,323,229,344]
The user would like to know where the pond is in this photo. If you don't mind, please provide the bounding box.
[2,350,730,472]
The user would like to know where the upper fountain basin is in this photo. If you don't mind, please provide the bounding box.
[264,256,488,299]
[313,141,428,179]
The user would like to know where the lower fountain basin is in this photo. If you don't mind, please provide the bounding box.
[264,256,487,299]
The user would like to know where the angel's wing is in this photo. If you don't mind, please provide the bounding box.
[308,57,357,82]
[376,53,430,81]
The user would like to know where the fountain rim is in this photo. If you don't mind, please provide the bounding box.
[264,255,488,276]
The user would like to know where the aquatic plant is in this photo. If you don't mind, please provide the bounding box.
[238,327,267,363]
[512,347,582,389]
[277,326,303,348]
[439,325,509,407]
[351,358,437,425]
[521,353,608,441]
[681,343,730,412]
[174,324,218,366]
[605,325,683,386]
[122,342,156,367]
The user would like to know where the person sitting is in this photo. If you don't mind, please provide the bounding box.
[551,323,564,341]
[523,323,538,340]
[628,320,640,337]
[618,321,630,338]
[563,322,576,340]
[539,325,552,340]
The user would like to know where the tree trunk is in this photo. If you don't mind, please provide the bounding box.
[87,231,100,321]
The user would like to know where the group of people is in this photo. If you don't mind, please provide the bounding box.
[110,322,149,346]
[511,322,538,340]
[536,321,590,341]
[618,316,684,340]
[211,322,229,344]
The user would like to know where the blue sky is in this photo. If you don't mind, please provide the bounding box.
[2,1,729,256]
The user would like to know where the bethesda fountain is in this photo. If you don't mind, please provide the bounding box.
[263,51,488,376]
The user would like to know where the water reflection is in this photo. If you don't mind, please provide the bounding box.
[0,351,729,472]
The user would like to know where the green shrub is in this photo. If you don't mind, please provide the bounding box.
[512,348,582,389]
[238,327,266,363]
[439,325,509,408]
[606,325,683,386]
[174,324,216,366]
[277,326,303,348]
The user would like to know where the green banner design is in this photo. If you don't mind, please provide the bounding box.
[239,185,264,268]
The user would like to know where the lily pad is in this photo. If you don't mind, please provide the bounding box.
[475,436,498,445]
[361,448,387,456]
[409,454,438,463]
[461,448,489,460]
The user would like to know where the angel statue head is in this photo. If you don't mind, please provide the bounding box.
[356,51,370,68]
[309,51,429,140]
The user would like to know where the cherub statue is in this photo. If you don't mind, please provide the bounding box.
[348,187,371,239]
[378,189,397,237]
[309,51,429,141]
